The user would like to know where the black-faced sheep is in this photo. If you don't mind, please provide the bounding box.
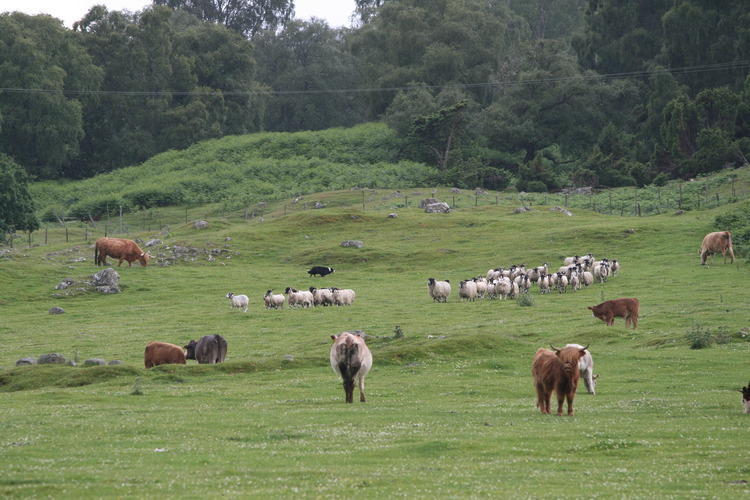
[263,289,285,309]
[226,292,249,312]
[427,278,451,303]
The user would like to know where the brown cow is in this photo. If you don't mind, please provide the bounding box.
[330,332,372,403]
[532,345,587,416]
[588,298,640,329]
[95,237,150,267]
[144,342,186,369]
[699,231,734,265]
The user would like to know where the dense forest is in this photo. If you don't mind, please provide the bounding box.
[1,0,750,192]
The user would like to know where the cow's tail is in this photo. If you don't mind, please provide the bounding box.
[94,243,99,266]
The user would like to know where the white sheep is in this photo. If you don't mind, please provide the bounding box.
[556,272,568,293]
[263,289,285,309]
[226,292,249,312]
[285,287,313,308]
[593,262,610,283]
[611,259,620,277]
[309,286,334,306]
[581,271,594,287]
[459,280,478,301]
[473,277,488,298]
[565,343,598,395]
[495,278,511,300]
[514,274,531,293]
[427,278,451,303]
[332,287,356,306]
[570,271,580,292]
[537,273,550,294]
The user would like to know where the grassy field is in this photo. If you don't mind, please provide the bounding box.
[1,191,749,498]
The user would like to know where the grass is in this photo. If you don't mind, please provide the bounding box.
[1,191,749,498]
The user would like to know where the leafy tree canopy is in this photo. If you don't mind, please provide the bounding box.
[0,153,40,235]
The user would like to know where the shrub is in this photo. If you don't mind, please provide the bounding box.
[516,293,534,307]
[686,323,731,349]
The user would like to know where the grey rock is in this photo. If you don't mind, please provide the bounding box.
[419,198,441,208]
[92,268,119,287]
[425,202,451,213]
[550,206,573,216]
[84,358,107,366]
[193,220,209,229]
[107,360,123,365]
[341,240,364,248]
[16,357,36,366]
[37,353,66,364]
[48,307,65,314]
[145,239,162,247]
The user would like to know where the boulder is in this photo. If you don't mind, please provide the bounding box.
[84,358,107,366]
[92,268,120,294]
[514,206,531,214]
[107,360,123,365]
[16,357,36,366]
[425,202,451,213]
[37,353,66,365]
[550,206,573,216]
[48,307,65,314]
[193,220,209,229]
[145,239,162,247]
[341,240,364,248]
[419,198,441,208]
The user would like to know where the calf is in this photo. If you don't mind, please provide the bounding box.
[565,343,597,394]
[588,298,640,329]
[532,345,587,416]
[330,332,372,403]
[184,334,227,364]
[308,266,335,277]
[700,231,734,265]
[144,341,186,369]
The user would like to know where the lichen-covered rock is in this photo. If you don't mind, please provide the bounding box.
[16,357,36,366]
[425,202,451,213]
[92,268,120,294]
[194,220,209,229]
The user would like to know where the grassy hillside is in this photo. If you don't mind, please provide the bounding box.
[1,192,749,497]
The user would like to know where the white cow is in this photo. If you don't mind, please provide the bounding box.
[565,343,597,394]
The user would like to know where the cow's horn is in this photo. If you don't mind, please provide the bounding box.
[581,344,589,351]
[549,345,559,352]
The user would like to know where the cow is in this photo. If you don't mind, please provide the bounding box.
[565,343,598,394]
[588,298,640,329]
[95,237,150,267]
[330,331,372,403]
[184,334,227,364]
[738,380,750,414]
[700,231,734,265]
[308,266,335,277]
[532,345,587,416]
[144,341,186,369]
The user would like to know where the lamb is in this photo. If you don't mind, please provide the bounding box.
[565,343,598,394]
[263,289,285,309]
[226,292,249,312]
[331,287,356,306]
[427,278,451,303]
[309,286,334,307]
[459,279,479,301]
[285,286,313,308]
[738,380,750,414]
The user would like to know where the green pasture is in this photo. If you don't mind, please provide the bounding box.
[1,195,749,498]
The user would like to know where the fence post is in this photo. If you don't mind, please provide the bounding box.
[119,205,123,234]
[65,227,69,242]
[45,227,48,245]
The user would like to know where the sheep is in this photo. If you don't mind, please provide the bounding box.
[593,262,610,283]
[458,280,479,301]
[309,286,334,307]
[263,289,285,309]
[527,263,548,283]
[537,273,551,294]
[610,259,620,277]
[331,287,356,306]
[226,292,249,312]
[427,278,451,303]
[509,280,520,299]
[285,286,313,308]
[495,278,511,300]
[556,272,568,293]
[486,268,502,281]
[473,277,488,298]
[514,273,531,293]
[563,255,580,266]
[581,271,594,287]
[738,380,750,414]
[570,271,580,292]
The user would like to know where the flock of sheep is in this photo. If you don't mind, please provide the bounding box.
[428,254,620,303]
[225,286,355,312]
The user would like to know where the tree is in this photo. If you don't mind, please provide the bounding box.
[0,154,40,239]
[409,100,469,171]
[253,19,365,132]
[152,0,293,38]
[0,13,102,179]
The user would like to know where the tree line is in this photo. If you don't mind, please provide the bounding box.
[1,0,749,197]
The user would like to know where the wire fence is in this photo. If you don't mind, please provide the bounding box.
[4,175,748,249]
